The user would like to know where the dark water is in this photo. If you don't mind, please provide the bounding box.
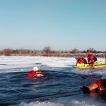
[0,67,105,106]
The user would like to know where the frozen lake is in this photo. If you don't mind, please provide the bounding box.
[0,56,106,106]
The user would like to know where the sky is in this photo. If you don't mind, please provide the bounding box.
[0,0,106,51]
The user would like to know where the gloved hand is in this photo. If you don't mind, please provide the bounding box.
[81,86,90,94]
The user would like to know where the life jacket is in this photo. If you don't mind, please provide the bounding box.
[35,70,44,77]
[77,57,87,64]
[88,54,97,64]
[28,70,44,78]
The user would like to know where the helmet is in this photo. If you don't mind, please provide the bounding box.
[33,66,39,71]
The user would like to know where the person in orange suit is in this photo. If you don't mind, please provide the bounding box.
[81,79,106,98]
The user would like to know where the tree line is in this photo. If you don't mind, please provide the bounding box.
[0,47,105,57]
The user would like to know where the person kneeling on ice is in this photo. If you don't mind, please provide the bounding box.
[76,56,87,64]
[86,50,97,65]
[81,77,106,98]
[28,66,44,79]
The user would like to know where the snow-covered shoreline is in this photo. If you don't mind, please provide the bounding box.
[0,56,75,70]
[0,56,105,70]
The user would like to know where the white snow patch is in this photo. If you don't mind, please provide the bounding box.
[0,56,76,69]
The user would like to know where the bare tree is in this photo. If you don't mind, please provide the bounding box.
[3,48,13,56]
[87,48,96,53]
[43,46,51,56]
[71,48,80,53]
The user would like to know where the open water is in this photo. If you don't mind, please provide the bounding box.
[0,67,106,106]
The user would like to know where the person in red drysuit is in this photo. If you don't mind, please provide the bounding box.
[27,66,44,79]
[76,57,87,64]
[86,50,97,65]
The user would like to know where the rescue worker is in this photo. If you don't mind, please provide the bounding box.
[76,56,87,64]
[27,66,44,79]
[86,50,97,66]
[81,78,106,98]
[86,50,97,64]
